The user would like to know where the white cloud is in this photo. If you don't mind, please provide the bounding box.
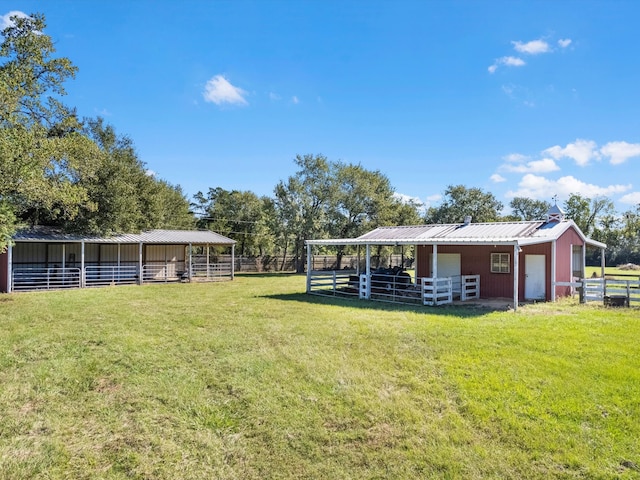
[619,192,640,205]
[269,92,281,101]
[506,174,631,200]
[488,56,525,73]
[291,96,300,104]
[203,75,248,106]
[145,169,156,177]
[1,10,28,30]
[558,38,572,48]
[502,158,560,174]
[490,174,506,183]
[544,139,599,167]
[503,153,528,163]
[600,141,640,165]
[512,39,551,55]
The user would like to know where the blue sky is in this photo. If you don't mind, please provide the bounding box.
[3,1,640,213]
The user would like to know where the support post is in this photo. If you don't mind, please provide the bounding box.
[365,244,371,299]
[188,243,193,281]
[432,244,438,279]
[138,242,143,285]
[551,240,556,302]
[81,241,85,288]
[513,243,519,311]
[206,244,210,278]
[231,244,235,280]
[600,247,605,278]
[306,244,312,293]
[7,244,12,293]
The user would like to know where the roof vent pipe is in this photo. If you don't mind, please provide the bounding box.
[463,215,472,225]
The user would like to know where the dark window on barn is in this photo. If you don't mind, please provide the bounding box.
[491,253,510,273]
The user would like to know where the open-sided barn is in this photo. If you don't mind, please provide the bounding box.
[305,206,606,309]
[1,227,235,293]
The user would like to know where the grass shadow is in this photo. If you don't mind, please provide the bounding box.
[261,291,508,318]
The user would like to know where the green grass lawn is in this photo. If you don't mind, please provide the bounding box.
[586,265,640,278]
[1,274,639,479]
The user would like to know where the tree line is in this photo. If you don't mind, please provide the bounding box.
[1,13,639,270]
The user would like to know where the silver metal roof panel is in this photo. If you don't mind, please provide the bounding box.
[12,227,235,245]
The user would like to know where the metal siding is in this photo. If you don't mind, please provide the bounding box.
[84,244,99,264]
[121,244,138,263]
[99,244,119,264]
[13,243,46,264]
[0,252,7,292]
[48,244,63,266]
[555,227,584,297]
[442,245,515,298]
[416,245,432,278]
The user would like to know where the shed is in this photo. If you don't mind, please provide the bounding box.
[1,227,236,293]
[305,208,606,309]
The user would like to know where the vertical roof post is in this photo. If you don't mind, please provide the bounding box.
[513,243,519,312]
[7,244,13,293]
[306,243,312,293]
[432,244,438,279]
[81,241,85,288]
[138,242,143,285]
[231,244,235,280]
[551,240,557,302]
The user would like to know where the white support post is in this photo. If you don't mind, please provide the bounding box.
[81,241,85,288]
[206,244,210,278]
[365,244,371,298]
[231,244,235,280]
[117,243,121,269]
[432,244,438,279]
[306,244,312,293]
[62,243,66,271]
[138,242,143,285]
[7,244,12,293]
[513,243,519,311]
[551,240,557,301]
[600,247,605,278]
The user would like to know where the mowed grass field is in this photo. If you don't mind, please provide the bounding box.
[1,274,639,479]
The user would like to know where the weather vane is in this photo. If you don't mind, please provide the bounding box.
[552,194,558,205]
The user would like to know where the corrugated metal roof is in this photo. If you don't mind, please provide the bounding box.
[307,220,606,249]
[12,227,235,245]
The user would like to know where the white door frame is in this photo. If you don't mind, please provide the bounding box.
[525,254,546,300]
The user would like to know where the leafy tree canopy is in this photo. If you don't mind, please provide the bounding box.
[425,185,503,224]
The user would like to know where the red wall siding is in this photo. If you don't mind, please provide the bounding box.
[417,244,521,299]
[0,251,7,293]
[555,227,584,298]
[519,243,551,300]
[410,231,585,302]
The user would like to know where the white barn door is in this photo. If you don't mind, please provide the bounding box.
[430,253,461,293]
[525,254,546,300]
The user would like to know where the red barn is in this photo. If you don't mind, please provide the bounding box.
[306,206,606,309]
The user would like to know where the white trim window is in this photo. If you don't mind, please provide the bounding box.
[491,253,510,273]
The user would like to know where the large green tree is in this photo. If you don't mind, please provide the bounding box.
[425,185,503,224]
[193,187,271,256]
[71,118,193,234]
[508,197,552,221]
[0,12,96,250]
[563,193,615,237]
[274,154,336,272]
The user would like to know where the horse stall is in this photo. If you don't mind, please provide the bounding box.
[1,228,236,293]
